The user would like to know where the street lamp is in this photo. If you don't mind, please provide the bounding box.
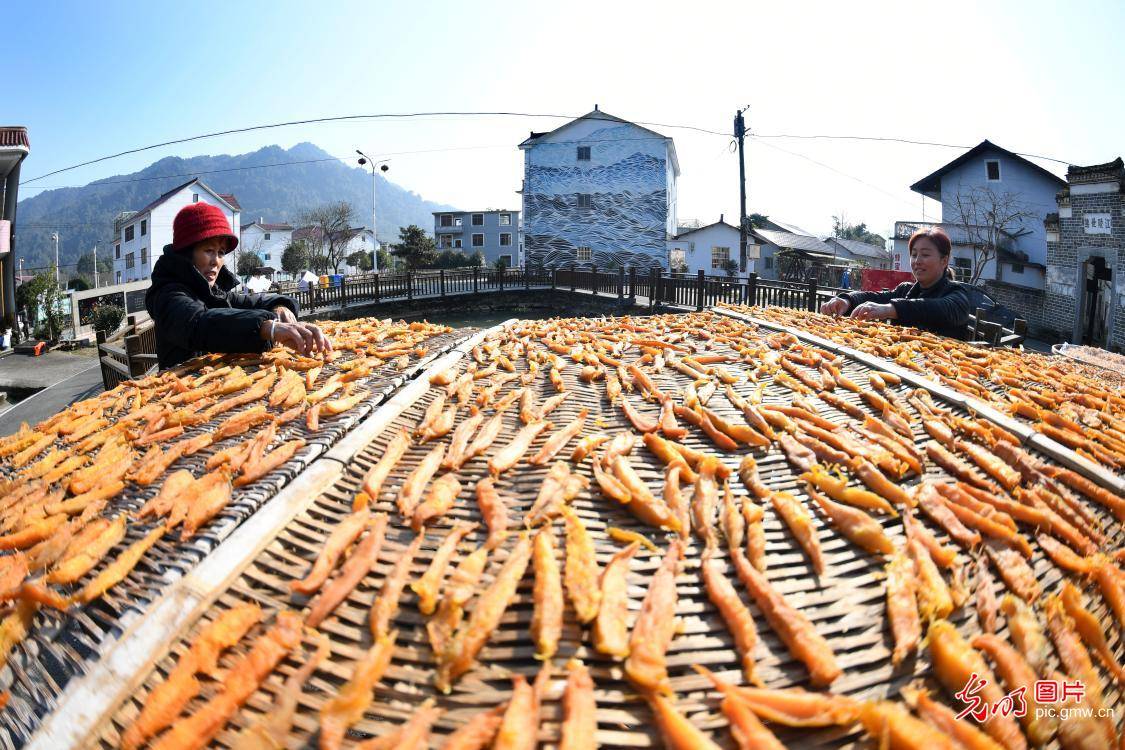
[356,150,389,274]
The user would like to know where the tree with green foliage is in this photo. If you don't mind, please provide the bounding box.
[470,251,485,268]
[91,303,125,333]
[347,249,374,272]
[832,216,887,249]
[748,213,770,229]
[76,252,114,280]
[236,252,264,279]
[16,267,66,341]
[434,250,474,269]
[377,248,395,273]
[281,239,312,277]
[391,225,437,272]
[67,277,91,292]
[493,256,509,272]
[722,259,739,278]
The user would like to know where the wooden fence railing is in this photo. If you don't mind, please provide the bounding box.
[96,315,159,390]
[88,271,1022,385]
[279,267,842,318]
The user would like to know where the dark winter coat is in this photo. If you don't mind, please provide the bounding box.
[145,244,299,370]
[836,275,971,339]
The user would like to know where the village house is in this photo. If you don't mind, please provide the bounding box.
[1043,158,1124,350]
[519,107,679,271]
[822,237,892,270]
[749,219,836,281]
[239,219,294,275]
[666,216,759,277]
[112,178,241,284]
[433,209,521,268]
[893,140,1065,327]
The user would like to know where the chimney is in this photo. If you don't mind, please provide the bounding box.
[259,216,263,224]
[720,213,724,223]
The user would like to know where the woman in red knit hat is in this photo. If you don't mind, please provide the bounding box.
[145,202,331,369]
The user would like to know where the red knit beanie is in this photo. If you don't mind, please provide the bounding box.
[171,202,239,253]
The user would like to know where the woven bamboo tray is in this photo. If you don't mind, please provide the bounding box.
[0,326,475,749]
[60,312,1125,749]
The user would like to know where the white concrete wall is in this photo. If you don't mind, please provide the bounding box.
[239,226,293,275]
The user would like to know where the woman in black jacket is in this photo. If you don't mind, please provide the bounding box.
[819,227,970,339]
[145,202,331,369]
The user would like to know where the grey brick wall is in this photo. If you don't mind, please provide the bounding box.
[1043,177,1124,349]
[982,281,1047,334]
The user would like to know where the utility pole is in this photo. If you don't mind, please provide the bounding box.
[93,243,99,288]
[52,232,60,282]
[734,106,749,275]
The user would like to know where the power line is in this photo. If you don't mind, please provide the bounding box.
[19,110,684,185]
[749,132,1072,166]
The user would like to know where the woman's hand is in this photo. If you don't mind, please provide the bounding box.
[272,305,298,324]
[849,302,897,321]
[820,297,850,316]
[262,319,333,356]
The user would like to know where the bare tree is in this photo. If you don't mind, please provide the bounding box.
[301,202,359,274]
[946,185,1035,285]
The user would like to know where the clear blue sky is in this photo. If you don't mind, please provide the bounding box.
[10,0,1125,238]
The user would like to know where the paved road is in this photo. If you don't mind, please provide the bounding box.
[0,360,103,436]
[0,350,98,390]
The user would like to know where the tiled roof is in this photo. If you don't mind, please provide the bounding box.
[242,222,294,232]
[218,193,241,210]
[752,229,834,256]
[910,139,1065,199]
[0,127,30,149]
[826,237,891,260]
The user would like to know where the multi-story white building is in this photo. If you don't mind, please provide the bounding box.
[111,178,241,284]
[519,107,679,270]
[433,210,521,267]
[240,220,294,276]
[290,225,377,276]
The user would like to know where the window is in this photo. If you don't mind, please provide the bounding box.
[577,193,593,209]
[126,252,135,269]
[124,225,134,242]
[952,257,973,282]
[577,146,591,161]
[141,219,147,236]
[499,213,511,226]
[264,253,271,261]
[472,233,485,248]
[454,238,462,249]
[471,214,484,226]
[711,246,731,269]
[439,235,453,249]
[454,217,463,227]
[264,232,271,240]
[500,254,513,267]
[764,256,773,270]
[440,214,453,227]
[115,271,122,284]
[115,244,121,260]
[576,246,592,262]
[140,247,148,266]
[986,160,1001,181]
[499,233,512,246]
[1010,262,1024,274]
[193,193,199,203]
